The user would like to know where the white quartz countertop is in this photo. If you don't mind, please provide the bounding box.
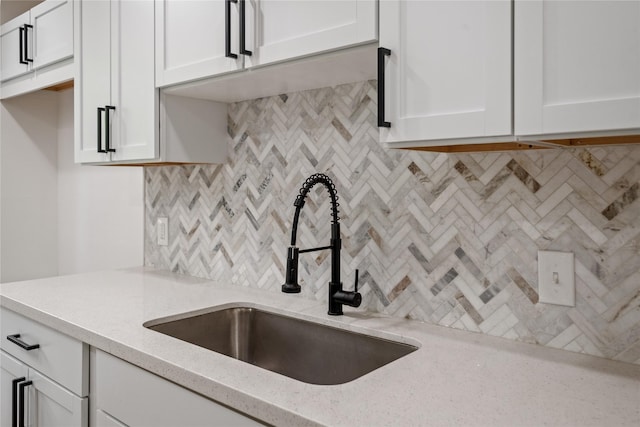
[1,267,639,426]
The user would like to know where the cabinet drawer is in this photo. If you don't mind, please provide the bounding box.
[0,308,88,396]
[95,350,264,426]
[96,410,129,427]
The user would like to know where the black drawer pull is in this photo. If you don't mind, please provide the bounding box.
[239,0,251,56]
[225,0,238,59]
[378,47,391,128]
[97,107,106,153]
[7,334,40,351]
[19,26,27,65]
[105,105,116,152]
[23,24,33,63]
[12,377,26,427]
[19,380,32,427]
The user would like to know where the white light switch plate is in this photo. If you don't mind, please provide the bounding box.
[157,217,168,246]
[537,251,575,307]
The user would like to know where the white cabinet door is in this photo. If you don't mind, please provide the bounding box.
[76,0,157,163]
[0,11,31,82]
[76,0,112,163]
[515,0,640,136]
[1,351,29,427]
[31,0,73,71]
[1,351,87,427]
[155,0,243,87]
[246,0,376,68]
[379,0,512,146]
[110,0,157,162]
[28,369,88,427]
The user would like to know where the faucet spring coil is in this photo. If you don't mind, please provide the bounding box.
[296,173,340,223]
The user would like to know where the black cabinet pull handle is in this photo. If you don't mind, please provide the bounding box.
[97,107,106,153]
[239,0,251,56]
[105,106,116,153]
[7,334,40,351]
[19,26,27,64]
[378,47,391,128]
[12,377,26,427]
[24,24,33,62]
[18,380,32,427]
[225,0,238,59]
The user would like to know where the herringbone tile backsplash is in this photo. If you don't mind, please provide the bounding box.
[145,81,640,364]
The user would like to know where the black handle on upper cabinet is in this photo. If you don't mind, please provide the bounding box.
[19,26,27,64]
[105,106,116,153]
[7,334,40,351]
[225,0,238,59]
[12,377,26,427]
[377,47,391,128]
[239,0,251,56]
[18,380,32,427]
[23,24,33,62]
[97,107,106,153]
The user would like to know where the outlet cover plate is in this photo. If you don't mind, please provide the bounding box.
[538,250,575,307]
[157,217,168,246]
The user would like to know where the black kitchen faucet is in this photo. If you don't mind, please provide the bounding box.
[282,173,361,315]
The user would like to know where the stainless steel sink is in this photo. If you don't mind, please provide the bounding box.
[144,306,418,385]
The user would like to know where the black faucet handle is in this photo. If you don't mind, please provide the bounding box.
[354,269,359,293]
[331,269,362,310]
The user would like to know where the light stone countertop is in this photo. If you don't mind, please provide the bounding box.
[1,267,639,426]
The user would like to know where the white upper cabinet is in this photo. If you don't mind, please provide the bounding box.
[77,0,229,165]
[76,0,113,163]
[155,0,243,87]
[0,0,74,98]
[156,0,377,88]
[245,0,376,68]
[514,0,640,137]
[379,0,512,147]
[30,0,74,70]
[379,0,640,150]
[0,11,31,81]
[77,0,166,163]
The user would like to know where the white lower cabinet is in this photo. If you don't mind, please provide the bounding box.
[95,409,128,427]
[0,307,89,427]
[93,349,265,427]
[1,352,88,427]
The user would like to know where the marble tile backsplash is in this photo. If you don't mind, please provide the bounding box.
[145,81,640,364]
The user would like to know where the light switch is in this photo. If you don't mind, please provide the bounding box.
[537,251,575,307]
[157,217,168,246]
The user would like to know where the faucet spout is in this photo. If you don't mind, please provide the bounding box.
[282,173,361,315]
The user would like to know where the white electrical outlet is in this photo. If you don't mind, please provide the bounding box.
[157,217,168,246]
[537,251,575,307]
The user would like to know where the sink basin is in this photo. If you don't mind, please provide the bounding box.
[144,306,418,385]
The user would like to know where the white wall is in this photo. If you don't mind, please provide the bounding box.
[0,88,143,282]
[1,90,59,282]
[57,88,144,275]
